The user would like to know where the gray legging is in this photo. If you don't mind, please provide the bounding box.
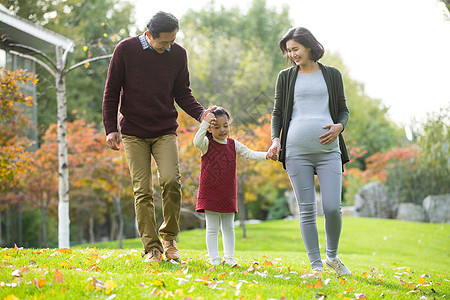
[285,152,342,269]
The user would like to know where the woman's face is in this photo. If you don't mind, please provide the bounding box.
[285,39,312,66]
[208,115,230,141]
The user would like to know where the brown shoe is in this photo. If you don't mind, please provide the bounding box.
[143,248,162,262]
[162,240,180,261]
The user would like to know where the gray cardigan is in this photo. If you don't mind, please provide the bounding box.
[271,62,350,170]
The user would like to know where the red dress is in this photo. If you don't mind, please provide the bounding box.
[196,137,237,213]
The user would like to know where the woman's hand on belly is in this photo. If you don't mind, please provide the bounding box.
[319,123,343,145]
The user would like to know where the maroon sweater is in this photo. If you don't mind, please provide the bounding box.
[102,35,204,138]
[196,138,237,214]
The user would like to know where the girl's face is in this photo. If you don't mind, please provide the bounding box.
[285,39,313,66]
[208,115,230,141]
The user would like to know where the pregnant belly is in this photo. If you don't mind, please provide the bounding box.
[286,118,338,154]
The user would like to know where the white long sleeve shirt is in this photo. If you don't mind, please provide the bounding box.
[193,121,267,160]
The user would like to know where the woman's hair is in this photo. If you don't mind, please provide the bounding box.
[205,106,231,138]
[279,27,325,65]
[147,11,179,38]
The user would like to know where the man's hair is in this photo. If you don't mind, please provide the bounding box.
[147,11,179,38]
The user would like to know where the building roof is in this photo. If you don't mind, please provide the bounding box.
[0,3,73,53]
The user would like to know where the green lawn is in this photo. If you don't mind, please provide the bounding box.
[1,217,448,299]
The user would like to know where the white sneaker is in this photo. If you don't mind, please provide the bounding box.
[323,257,352,276]
[209,256,222,265]
[223,256,239,266]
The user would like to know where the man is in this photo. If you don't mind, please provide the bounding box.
[103,11,212,262]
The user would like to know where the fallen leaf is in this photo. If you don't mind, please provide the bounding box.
[176,277,189,285]
[262,260,273,266]
[56,248,73,254]
[105,280,117,289]
[354,293,367,299]
[316,292,326,300]
[33,278,45,289]
[59,262,71,268]
[174,269,183,276]
[313,280,323,288]
[53,269,65,284]
[153,279,164,287]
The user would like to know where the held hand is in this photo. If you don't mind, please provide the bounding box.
[106,132,121,151]
[267,138,281,161]
[320,123,343,144]
[203,112,215,124]
[201,106,217,123]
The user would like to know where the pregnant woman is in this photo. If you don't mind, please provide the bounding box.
[268,27,351,276]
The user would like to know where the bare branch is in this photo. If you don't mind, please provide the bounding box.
[65,54,112,75]
[8,43,57,70]
[61,42,75,69]
[9,50,56,78]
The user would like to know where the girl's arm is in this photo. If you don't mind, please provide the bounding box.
[193,120,211,155]
[234,140,268,161]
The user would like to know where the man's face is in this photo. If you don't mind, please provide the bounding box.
[147,30,177,54]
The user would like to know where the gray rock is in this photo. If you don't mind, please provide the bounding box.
[396,203,428,222]
[354,182,397,218]
[423,194,450,223]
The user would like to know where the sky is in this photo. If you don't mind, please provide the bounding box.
[133,0,450,128]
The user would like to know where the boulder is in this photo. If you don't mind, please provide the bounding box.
[396,203,428,222]
[423,194,450,223]
[342,206,356,217]
[354,182,397,218]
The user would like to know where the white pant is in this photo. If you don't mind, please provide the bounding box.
[205,210,235,259]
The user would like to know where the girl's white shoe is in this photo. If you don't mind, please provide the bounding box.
[209,256,222,265]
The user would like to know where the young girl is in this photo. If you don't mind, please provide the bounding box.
[193,107,269,266]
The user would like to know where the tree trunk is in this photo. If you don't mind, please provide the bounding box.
[77,218,84,245]
[89,213,95,243]
[117,199,124,249]
[111,192,124,249]
[110,208,116,242]
[56,45,70,249]
[0,211,2,246]
[5,207,10,246]
[41,208,48,247]
[237,176,247,238]
[17,202,22,246]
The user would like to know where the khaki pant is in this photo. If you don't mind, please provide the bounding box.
[122,134,181,253]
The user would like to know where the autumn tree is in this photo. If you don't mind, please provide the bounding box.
[0,68,37,188]
[2,0,135,248]
[23,126,59,246]
[25,118,133,246]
